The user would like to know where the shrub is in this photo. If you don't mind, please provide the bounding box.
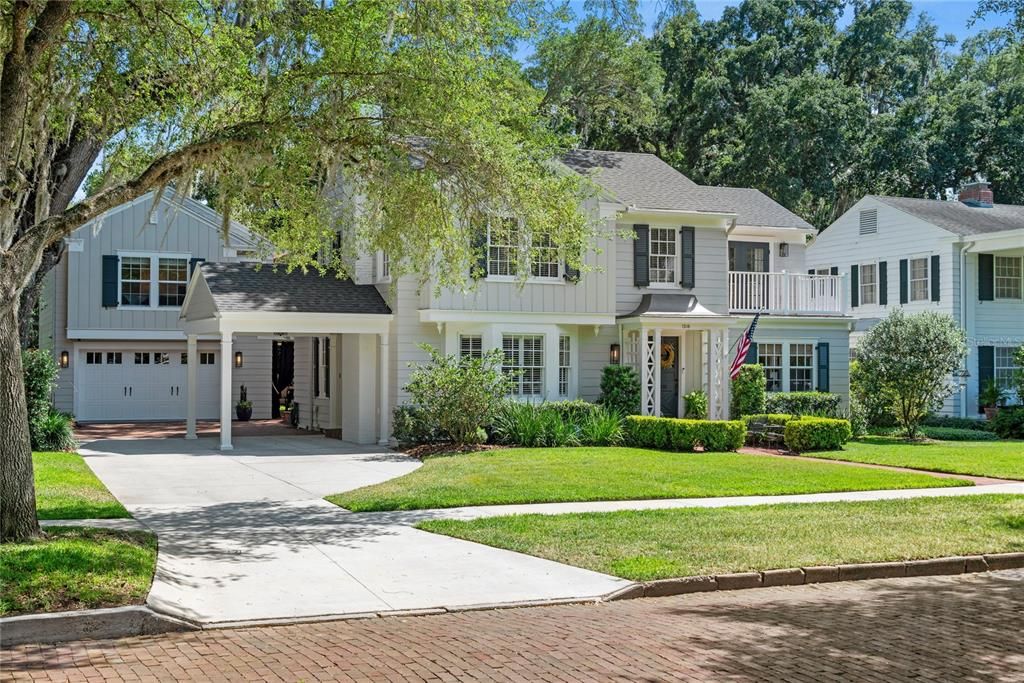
[850,359,895,427]
[730,364,766,417]
[391,405,440,446]
[544,400,601,424]
[764,391,841,417]
[992,407,1024,440]
[598,365,641,417]
[579,407,624,446]
[403,346,511,446]
[921,415,994,432]
[844,396,868,438]
[22,349,60,450]
[783,417,852,452]
[623,416,746,452]
[35,410,77,451]
[918,426,1000,442]
[492,401,581,448]
[682,390,708,419]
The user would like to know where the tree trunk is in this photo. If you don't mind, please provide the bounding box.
[0,300,42,542]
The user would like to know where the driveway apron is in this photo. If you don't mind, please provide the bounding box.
[80,437,628,625]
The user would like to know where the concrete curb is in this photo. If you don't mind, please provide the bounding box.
[0,605,197,647]
[605,552,1024,601]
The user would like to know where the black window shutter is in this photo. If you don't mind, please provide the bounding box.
[470,227,488,279]
[930,254,941,302]
[978,254,994,301]
[189,257,206,278]
[680,226,695,289]
[324,337,330,398]
[829,266,838,276]
[102,255,119,308]
[878,261,888,306]
[745,341,758,364]
[312,337,320,397]
[563,257,581,283]
[899,259,909,304]
[816,343,830,392]
[808,269,814,276]
[850,265,859,308]
[633,224,650,287]
[978,345,995,413]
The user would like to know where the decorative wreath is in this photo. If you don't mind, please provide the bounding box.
[660,342,676,369]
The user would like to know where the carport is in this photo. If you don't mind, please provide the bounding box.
[179,262,392,450]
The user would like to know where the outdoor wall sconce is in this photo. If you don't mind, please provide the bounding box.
[234,351,244,368]
[779,243,790,257]
[609,343,621,365]
[59,351,69,368]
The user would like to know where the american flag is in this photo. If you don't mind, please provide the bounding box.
[729,312,761,380]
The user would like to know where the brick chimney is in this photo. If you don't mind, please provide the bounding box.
[959,181,994,208]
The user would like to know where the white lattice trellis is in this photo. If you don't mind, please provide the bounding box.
[642,331,657,415]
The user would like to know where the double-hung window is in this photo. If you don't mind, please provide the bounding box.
[488,218,520,277]
[531,232,559,279]
[909,257,929,302]
[995,347,1020,391]
[502,334,544,396]
[459,334,483,360]
[757,343,783,392]
[120,253,189,308]
[649,228,677,284]
[789,343,814,392]
[859,263,877,305]
[995,256,1022,300]
[558,335,571,397]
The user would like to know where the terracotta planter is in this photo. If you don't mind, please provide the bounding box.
[280,410,291,425]
[984,406,1000,421]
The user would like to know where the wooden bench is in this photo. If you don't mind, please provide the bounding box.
[746,421,785,449]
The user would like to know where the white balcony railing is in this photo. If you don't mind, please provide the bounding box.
[729,271,847,316]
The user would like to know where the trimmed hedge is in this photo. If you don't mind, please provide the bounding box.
[742,413,796,427]
[731,364,766,417]
[918,426,1000,442]
[783,417,852,452]
[922,415,994,432]
[624,416,746,452]
[765,391,842,417]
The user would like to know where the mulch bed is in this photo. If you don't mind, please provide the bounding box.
[400,443,508,459]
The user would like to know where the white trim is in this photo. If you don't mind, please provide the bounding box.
[66,329,222,340]
[908,255,931,302]
[621,207,735,222]
[731,225,816,240]
[857,261,879,306]
[182,311,392,336]
[115,251,192,310]
[419,309,615,326]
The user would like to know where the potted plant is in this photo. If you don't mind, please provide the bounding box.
[279,404,291,424]
[980,379,1005,420]
[236,385,253,422]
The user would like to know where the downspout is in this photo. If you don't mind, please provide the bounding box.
[959,240,975,418]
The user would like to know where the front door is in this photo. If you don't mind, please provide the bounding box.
[660,336,679,417]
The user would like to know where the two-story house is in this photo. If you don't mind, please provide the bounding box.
[806,182,1024,417]
[44,150,852,450]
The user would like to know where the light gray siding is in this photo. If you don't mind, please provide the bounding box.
[231,337,273,420]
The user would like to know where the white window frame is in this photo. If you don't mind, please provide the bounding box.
[199,352,215,365]
[994,256,1023,300]
[502,334,545,397]
[648,227,678,286]
[995,347,1020,392]
[530,231,560,280]
[558,335,571,397]
[788,342,815,392]
[859,262,878,306]
[757,342,784,392]
[486,218,561,283]
[117,251,191,310]
[758,341,817,393]
[909,256,930,302]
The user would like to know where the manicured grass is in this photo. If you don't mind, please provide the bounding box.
[327,447,968,512]
[418,494,1024,581]
[805,437,1024,481]
[34,451,130,520]
[0,528,157,616]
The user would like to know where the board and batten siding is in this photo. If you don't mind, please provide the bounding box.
[67,194,236,334]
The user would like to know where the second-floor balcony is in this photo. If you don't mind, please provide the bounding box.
[729,271,847,316]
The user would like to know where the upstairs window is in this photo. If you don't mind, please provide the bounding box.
[487,218,520,277]
[649,228,677,283]
[859,263,877,305]
[531,232,559,279]
[995,256,1022,299]
[909,257,930,302]
[120,257,151,306]
[119,253,190,308]
[859,209,878,235]
[158,258,188,306]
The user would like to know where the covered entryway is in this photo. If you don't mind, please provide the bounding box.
[179,262,393,450]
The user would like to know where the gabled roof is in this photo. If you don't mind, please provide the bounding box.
[199,262,391,315]
[871,195,1024,237]
[560,149,813,231]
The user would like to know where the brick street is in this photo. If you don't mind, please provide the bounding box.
[4,570,1023,682]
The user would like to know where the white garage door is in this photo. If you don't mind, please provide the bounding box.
[76,348,220,422]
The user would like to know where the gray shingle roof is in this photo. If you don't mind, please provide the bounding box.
[200,262,391,315]
[560,149,813,230]
[871,195,1024,236]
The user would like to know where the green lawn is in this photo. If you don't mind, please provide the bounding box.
[34,451,130,519]
[327,447,969,512]
[418,494,1024,581]
[0,527,157,616]
[804,437,1024,481]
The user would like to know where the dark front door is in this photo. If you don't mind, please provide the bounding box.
[660,336,679,418]
[729,241,769,272]
[271,341,295,419]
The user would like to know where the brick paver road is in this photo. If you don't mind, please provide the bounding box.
[5,570,1023,682]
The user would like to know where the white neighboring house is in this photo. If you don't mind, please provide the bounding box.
[806,181,1024,417]
[43,150,853,450]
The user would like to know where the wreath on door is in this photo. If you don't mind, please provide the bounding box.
[660,342,676,369]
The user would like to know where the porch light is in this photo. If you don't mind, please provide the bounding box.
[610,343,621,365]
[779,243,789,257]
[59,351,69,368]
[234,351,244,368]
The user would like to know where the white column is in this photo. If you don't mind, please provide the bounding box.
[186,334,198,439]
[719,329,733,420]
[378,333,390,445]
[219,332,233,451]
[706,329,719,419]
[652,328,662,417]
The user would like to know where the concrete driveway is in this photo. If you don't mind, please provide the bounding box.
[80,436,627,626]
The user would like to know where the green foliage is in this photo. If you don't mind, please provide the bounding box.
[917,427,1001,442]
[236,385,252,410]
[598,365,641,417]
[22,350,59,451]
[34,412,77,452]
[783,417,853,453]
[992,407,1024,440]
[980,379,1007,408]
[922,416,995,432]
[1014,346,1024,402]
[844,396,869,438]
[391,405,440,447]
[492,401,622,448]
[579,408,625,447]
[857,310,967,439]
[764,391,842,417]
[682,390,708,419]
[404,346,511,446]
[730,364,766,417]
[623,416,747,453]
[850,359,896,427]
[742,414,797,427]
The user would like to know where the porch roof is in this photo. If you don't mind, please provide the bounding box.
[617,293,736,328]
